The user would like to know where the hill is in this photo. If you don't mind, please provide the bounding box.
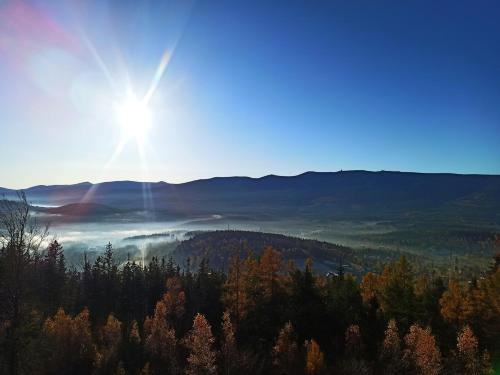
[171,230,405,274]
[41,202,121,217]
[1,171,500,224]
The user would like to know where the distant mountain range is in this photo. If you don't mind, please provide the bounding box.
[2,171,500,223]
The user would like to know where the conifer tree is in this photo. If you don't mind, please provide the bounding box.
[379,319,405,374]
[184,313,217,375]
[100,313,122,371]
[305,339,325,375]
[43,308,97,374]
[144,300,178,374]
[454,325,491,375]
[439,279,473,326]
[403,324,441,375]
[272,321,300,375]
[220,311,238,375]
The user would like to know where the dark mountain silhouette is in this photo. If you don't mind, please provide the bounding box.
[41,202,121,216]
[2,171,500,222]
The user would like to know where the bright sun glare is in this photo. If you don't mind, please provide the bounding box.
[113,93,152,143]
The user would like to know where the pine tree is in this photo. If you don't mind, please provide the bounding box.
[184,313,217,375]
[41,240,66,315]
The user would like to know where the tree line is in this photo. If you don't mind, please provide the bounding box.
[0,193,498,374]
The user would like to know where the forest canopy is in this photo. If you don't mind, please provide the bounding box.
[0,194,499,374]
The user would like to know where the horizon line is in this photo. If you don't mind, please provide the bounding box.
[2,168,500,191]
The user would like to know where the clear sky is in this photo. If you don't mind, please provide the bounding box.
[1,0,499,188]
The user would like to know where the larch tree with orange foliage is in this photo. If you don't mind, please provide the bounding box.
[454,325,491,375]
[42,308,97,375]
[184,313,217,375]
[220,310,239,375]
[223,254,247,323]
[360,272,381,304]
[379,319,405,374]
[99,313,122,371]
[272,321,300,375]
[143,300,178,374]
[162,276,186,322]
[259,246,285,300]
[439,279,474,327]
[305,339,325,375]
[403,324,441,375]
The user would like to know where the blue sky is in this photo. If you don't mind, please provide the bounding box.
[1,0,499,188]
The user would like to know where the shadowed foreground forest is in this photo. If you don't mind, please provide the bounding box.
[0,196,499,374]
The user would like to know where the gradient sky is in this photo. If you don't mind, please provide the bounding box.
[1,0,499,188]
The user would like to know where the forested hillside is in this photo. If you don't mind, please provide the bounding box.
[2,171,500,222]
[1,195,499,374]
[173,230,355,273]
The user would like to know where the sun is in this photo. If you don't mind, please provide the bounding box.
[113,93,152,143]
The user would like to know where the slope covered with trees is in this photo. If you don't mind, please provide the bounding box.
[0,194,499,374]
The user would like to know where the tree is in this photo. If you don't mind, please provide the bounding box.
[259,246,284,300]
[220,311,239,375]
[439,279,473,326]
[100,313,122,371]
[345,324,362,356]
[42,308,97,374]
[0,192,49,374]
[144,300,178,374]
[454,325,491,375]
[123,320,142,375]
[223,254,246,323]
[41,240,66,315]
[305,339,325,375]
[272,321,300,375]
[403,324,441,375]
[184,313,217,375]
[378,257,417,329]
[379,319,405,375]
[360,272,380,304]
[289,259,327,344]
[162,276,185,327]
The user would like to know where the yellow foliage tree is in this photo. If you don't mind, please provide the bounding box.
[43,308,97,374]
[272,321,299,375]
[305,339,325,375]
[439,279,474,325]
[144,300,177,374]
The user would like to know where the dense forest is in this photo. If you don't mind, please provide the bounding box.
[0,195,499,374]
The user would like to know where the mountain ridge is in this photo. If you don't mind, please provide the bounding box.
[2,170,500,223]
